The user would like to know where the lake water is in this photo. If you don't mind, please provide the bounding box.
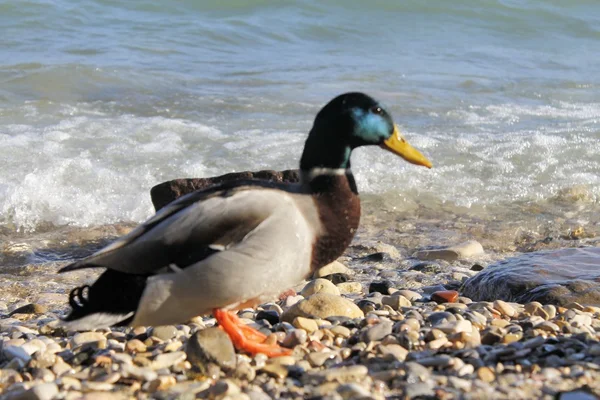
[1,0,599,271]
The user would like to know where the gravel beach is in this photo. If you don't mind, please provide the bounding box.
[1,217,599,399]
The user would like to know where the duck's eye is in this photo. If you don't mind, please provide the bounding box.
[371,106,384,115]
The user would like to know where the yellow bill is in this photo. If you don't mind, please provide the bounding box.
[381,125,432,168]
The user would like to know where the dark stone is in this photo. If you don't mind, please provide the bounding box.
[320,273,350,284]
[462,247,600,306]
[150,169,300,211]
[8,303,47,316]
[357,252,386,262]
[470,264,485,271]
[427,312,456,326]
[256,310,280,325]
[368,280,393,295]
[411,263,443,274]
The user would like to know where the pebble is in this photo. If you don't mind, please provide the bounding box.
[151,325,178,341]
[71,332,107,350]
[362,319,393,343]
[432,290,459,304]
[313,261,350,278]
[493,300,516,317]
[293,316,319,333]
[477,366,496,383]
[129,337,149,351]
[281,293,364,322]
[413,240,484,261]
[304,365,368,384]
[336,281,363,294]
[150,351,186,370]
[396,290,423,301]
[185,328,237,372]
[20,382,59,400]
[301,278,341,297]
[282,329,307,347]
[368,280,393,294]
[3,345,32,364]
[381,294,411,310]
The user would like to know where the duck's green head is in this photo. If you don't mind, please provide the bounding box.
[300,92,432,170]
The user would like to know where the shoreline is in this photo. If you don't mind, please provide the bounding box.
[1,210,600,398]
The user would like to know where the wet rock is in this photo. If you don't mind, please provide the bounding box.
[282,293,364,322]
[462,247,600,305]
[301,278,341,297]
[413,240,484,261]
[150,169,300,211]
[185,328,236,372]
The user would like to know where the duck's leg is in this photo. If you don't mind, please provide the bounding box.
[213,309,292,357]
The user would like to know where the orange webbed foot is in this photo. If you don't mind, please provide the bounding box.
[213,309,292,357]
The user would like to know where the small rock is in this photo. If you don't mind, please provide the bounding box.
[150,351,186,370]
[413,241,484,261]
[477,366,495,383]
[378,344,408,361]
[369,281,394,294]
[20,382,59,400]
[282,293,364,323]
[396,290,423,302]
[185,328,237,372]
[381,294,411,310]
[125,339,147,353]
[304,365,368,384]
[293,317,319,333]
[301,279,341,297]
[337,383,374,400]
[493,300,516,317]
[282,329,307,348]
[3,345,32,364]
[255,310,280,325]
[336,282,363,294]
[151,325,178,341]
[71,332,107,350]
[148,375,177,392]
[362,320,393,343]
[431,290,459,304]
[313,261,350,279]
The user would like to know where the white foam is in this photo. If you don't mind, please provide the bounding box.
[1,99,599,231]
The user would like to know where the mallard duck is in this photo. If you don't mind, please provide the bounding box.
[60,92,432,357]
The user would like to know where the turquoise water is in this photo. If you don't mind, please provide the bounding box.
[1,0,599,234]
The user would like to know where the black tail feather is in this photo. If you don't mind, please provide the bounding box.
[63,270,148,327]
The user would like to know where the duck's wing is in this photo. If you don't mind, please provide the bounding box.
[59,183,299,275]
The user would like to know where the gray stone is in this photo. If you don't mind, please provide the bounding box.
[462,247,600,305]
[185,328,237,372]
[362,320,393,343]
